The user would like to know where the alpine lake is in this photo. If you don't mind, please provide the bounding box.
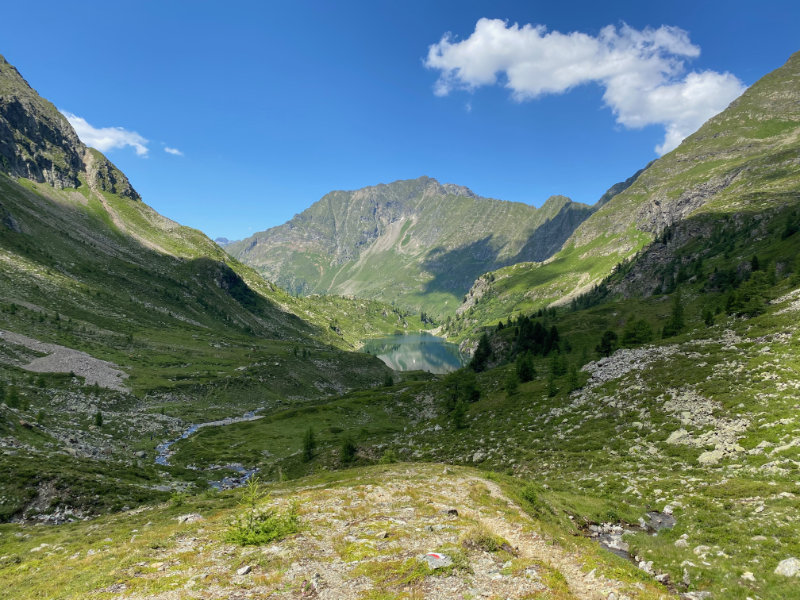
[362,333,466,374]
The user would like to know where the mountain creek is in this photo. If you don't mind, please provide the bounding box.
[155,410,264,489]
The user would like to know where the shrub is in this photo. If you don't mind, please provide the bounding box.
[379,449,398,464]
[460,525,512,553]
[225,477,299,546]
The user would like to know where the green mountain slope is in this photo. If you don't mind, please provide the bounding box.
[451,50,800,334]
[227,177,593,315]
[0,53,401,520]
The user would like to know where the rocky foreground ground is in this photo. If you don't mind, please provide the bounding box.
[1,464,671,599]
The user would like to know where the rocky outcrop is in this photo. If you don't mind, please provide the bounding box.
[0,54,139,201]
[84,148,140,201]
[0,55,84,189]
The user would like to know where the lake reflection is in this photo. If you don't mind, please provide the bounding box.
[362,334,465,374]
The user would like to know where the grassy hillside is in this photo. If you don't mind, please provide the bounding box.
[451,50,800,336]
[0,53,417,522]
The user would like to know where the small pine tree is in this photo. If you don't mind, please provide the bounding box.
[516,352,535,382]
[340,436,357,463]
[94,411,103,427]
[383,372,394,387]
[596,330,618,357]
[505,371,519,396]
[703,308,715,327]
[567,362,580,392]
[550,352,567,376]
[547,373,558,397]
[452,400,467,430]
[302,427,316,462]
[662,293,685,338]
[622,319,653,346]
[469,333,492,372]
[6,386,19,408]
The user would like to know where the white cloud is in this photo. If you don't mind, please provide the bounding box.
[60,111,149,156]
[164,146,183,156]
[425,19,746,154]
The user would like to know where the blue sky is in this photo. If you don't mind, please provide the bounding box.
[3,1,799,240]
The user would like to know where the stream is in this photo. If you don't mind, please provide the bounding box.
[155,409,264,489]
[587,511,676,558]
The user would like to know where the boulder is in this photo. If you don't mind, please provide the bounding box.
[775,557,800,577]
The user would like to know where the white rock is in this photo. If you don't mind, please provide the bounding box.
[698,449,724,465]
[741,571,756,581]
[423,552,452,569]
[774,557,800,577]
[237,565,251,576]
[177,513,204,524]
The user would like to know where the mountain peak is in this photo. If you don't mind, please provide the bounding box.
[0,54,138,200]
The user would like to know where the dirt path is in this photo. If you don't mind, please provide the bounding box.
[475,477,653,599]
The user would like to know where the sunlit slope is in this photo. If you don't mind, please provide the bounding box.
[452,50,800,333]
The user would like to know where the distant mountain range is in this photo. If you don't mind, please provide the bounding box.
[226,178,623,315]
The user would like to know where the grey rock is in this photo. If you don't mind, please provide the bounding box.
[775,557,800,577]
[177,513,203,524]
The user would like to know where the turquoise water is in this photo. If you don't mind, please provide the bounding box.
[362,334,465,374]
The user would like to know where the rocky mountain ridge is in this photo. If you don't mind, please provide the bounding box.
[228,176,594,314]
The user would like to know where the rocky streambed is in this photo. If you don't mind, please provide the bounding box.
[155,409,264,488]
[586,511,677,585]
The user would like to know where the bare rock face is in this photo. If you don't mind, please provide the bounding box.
[0,54,139,201]
[0,55,84,188]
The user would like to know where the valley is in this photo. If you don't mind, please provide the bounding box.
[0,41,799,600]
